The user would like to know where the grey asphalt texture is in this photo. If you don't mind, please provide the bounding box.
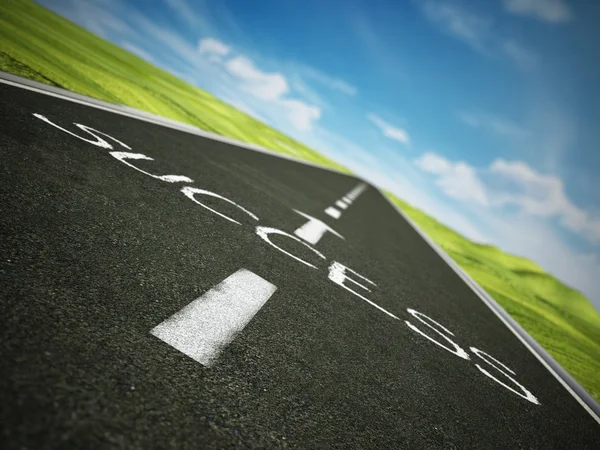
[1,82,599,449]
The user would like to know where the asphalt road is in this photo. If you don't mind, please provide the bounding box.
[1,80,599,449]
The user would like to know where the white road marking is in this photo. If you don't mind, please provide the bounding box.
[151,269,277,367]
[293,183,368,238]
[470,347,540,405]
[325,206,341,219]
[256,226,327,268]
[293,210,344,245]
[336,200,348,210]
[33,113,131,150]
[181,186,259,225]
[110,152,193,183]
[328,261,399,320]
[404,308,470,359]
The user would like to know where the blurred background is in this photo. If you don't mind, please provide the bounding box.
[1,0,599,401]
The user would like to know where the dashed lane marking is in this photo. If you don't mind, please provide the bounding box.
[323,183,367,220]
[293,183,366,245]
[151,269,277,367]
[325,206,341,219]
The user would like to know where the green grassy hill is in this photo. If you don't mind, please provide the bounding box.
[2,0,599,402]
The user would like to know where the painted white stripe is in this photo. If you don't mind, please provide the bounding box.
[150,269,277,367]
[335,200,348,210]
[181,186,259,225]
[294,221,330,245]
[325,206,341,219]
[342,183,367,205]
[293,210,344,245]
[33,114,131,149]
[110,152,193,183]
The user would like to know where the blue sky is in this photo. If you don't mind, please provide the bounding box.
[40,0,600,310]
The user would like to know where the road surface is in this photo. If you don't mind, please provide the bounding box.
[1,78,599,449]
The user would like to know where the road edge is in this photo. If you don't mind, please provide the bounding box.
[378,189,600,423]
[0,71,352,177]
[3,70,598,423]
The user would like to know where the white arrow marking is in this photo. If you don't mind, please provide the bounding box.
[293,210,344,245]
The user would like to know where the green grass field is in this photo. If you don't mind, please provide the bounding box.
[2,0,599,402]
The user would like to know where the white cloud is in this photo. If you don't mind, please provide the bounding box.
[198,37,231,58]
[367,114,410,145]
[415,153,490,206]
[165,0,217,35]
[289,75,328,109]
[502,39,539,71]
[503,0,572,23]
[415,152,451,173]
[523,100,575,174]
[104,10,323,133]
[225,56,289,101]
[349,11,407,81]
[415,153,600,244]
[299,65,357,96]
[489,159,600,242]
[223,55,321,131]
[458,111,528,138]
[416,0,491,54]
[415,1,540,71]
[279,99,321,131]
[458,113,480,128]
